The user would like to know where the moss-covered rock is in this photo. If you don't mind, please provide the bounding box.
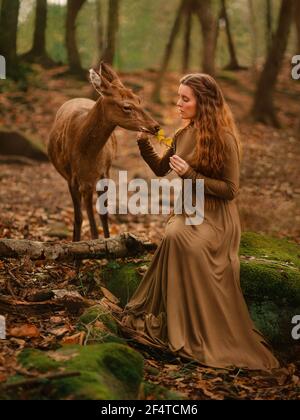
[101,260,148,307]
[102,233,299,352]
[240,232,300,269]
[1,343,144,400]
[0,127,48,161]
[239,232,300,353]
[77,304,126,345]
[141,381,185,400]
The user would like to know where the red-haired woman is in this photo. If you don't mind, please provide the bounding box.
[120,73,280,371]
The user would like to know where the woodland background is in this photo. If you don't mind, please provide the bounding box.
[0,0,299,400]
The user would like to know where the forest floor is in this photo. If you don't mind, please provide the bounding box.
[0,63,299,399]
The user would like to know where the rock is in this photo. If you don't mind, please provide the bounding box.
[1,343,144,400]
[239,232,300,356]
[0,128,48,162]
[102,233,300,355]
[77,303,125,345]
[101,260,149,307]
[141,381,185,400]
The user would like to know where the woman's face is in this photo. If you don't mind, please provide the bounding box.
[177,84,197,121]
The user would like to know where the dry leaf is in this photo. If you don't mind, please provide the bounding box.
[9,324,40,338]
[62,332,85,345]
[100,286,120,304]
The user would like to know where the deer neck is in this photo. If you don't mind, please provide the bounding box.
[78,97,116,156]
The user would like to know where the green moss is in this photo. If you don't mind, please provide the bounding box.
[241,260,300,306]
[240,232,300,269]
[102,261,146,307]
[101,345,143,394]
[142,381,185,400]
[5,343,144,400]
[79,304,119,335]
[248,301,293,346]
[19,348,60,373]
[78,304,126,345]
[100,233,299,351]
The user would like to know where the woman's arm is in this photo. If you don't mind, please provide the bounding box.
[180,138,240,200]
[137,137,175,177]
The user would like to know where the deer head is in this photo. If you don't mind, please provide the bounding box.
[89,62,160,135]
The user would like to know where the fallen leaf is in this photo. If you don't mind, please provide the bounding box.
[9,324,40,338]
[61,332,85,345]
[49,326,70,337]
[100,286,120,304]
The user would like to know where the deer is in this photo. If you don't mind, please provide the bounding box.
[47,62,160,242]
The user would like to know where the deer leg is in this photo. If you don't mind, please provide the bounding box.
[97,188,110,238]
[68,183,83,242]
[83,189,99,240]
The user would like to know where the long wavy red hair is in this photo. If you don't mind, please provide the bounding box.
[179,73,242,178]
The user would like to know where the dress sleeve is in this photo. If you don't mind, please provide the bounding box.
[181,136,240,200]
[137,137,175,177]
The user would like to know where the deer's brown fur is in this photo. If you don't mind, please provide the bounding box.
[47,62,160,241]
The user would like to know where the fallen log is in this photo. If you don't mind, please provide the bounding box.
[0,294,93,316]
[0,233,157,261]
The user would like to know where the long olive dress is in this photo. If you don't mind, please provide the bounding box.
[120,122,280,371]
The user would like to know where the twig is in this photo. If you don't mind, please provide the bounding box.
[0,371,81,390]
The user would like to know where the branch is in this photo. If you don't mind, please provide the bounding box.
[0,371,81,391]
[0,233,157,261]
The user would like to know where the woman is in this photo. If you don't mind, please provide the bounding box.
[119,73,280,371]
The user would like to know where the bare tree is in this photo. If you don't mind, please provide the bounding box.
[0,0,20,79]
[152,0,186,102]
[248,0,258,72]
[295,0,300,52]
[182,1,193,73]
[66,0,87,76]
[101,0,120,65]
[22,0,55,66]
[252,0,295,127]
[93,0,104,66]
[265,0,274,53]
[220,0,243,70]
[196,0,218,76]
[152,0,217,102]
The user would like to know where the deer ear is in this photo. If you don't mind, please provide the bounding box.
[89,69,110,95]
[99,61,124,87]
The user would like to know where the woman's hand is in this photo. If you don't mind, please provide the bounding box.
[169,155,190,176]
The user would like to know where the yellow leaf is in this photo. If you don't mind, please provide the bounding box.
[155,129,174,148]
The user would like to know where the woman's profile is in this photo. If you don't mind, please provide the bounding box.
[119,73,280,371]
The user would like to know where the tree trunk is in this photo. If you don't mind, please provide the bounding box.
[151,0,186,102]
[22,0,55,66]
[32,0,47,56]
[0,233,157,261]
[182,0,193,73]
[265,0,273,53]
[196,0,217,76]
[66,0,86,76]
[221,0,241,70]
[101,0,120,65]
[248,0,258,72]
[93,0,104,66]
[251,0,294,127]
[0,0,20,79]
[295,0,300,52]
